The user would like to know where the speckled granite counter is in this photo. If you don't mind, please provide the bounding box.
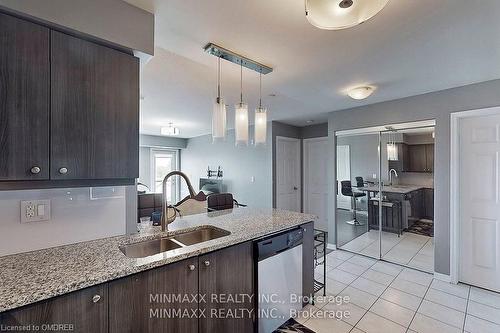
[0,208,316,313]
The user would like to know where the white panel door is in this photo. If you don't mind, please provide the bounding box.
[459,114,500,292]
[276,137,301,212]
[304,137,328,231]
[336,145,351,210]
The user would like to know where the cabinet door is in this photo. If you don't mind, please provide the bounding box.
[0,13,49,181]
[199,242,254,333]
[0,284,108,333]
[424,188,434,220]
[50,31,139,180]
[425,144,434,172]
[108,259,199,333]
[408,145,426,172]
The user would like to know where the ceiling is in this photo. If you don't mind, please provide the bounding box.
[126,0,500,138]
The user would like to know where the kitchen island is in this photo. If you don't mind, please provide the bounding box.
[0,208,316,333]
[360,184,433,234]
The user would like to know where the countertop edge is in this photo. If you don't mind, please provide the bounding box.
[0,210,316,313]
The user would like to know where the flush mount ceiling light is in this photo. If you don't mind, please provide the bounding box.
[161,123,180,136]
[347,86,376,100]
[305,0,390,30]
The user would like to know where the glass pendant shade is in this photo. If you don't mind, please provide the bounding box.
[305,0,389,30]
[235,102,249,146]
[387,143,398,161]
[254,107,267,145]
[212,98,226,142]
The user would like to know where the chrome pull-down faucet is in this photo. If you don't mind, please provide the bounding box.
[389,168,399,186]
[160,171,197,232]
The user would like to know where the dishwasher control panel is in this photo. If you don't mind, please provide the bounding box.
[256,228,304,261]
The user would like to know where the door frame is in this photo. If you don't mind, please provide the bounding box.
[276,136,302,211]
[450,105,500,284]
[303,137,328,218]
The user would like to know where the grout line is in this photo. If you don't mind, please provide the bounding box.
[404,237,431,267]
[406,278,432,332]
[350,266,405,330]
[462,286,471,332]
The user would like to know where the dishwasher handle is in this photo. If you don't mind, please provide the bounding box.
[256,228,303,261]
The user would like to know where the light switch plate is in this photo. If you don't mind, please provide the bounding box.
[21,200,51,223]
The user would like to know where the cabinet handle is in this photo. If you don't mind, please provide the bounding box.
[30,166,41,174]
[59,167,68,175]
[204,260,210,267]
[92,294,101,303]
[188,264,196,271]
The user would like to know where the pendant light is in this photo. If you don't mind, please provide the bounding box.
[305,0,389,30]
[254,71,267,145]
[212,56,226,142]
[234,61,248,146]
[387,129,398,161]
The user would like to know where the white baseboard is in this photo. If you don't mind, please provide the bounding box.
[327,243,337,250]
[434,272,452,283]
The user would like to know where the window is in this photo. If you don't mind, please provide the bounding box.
[151,149,179,203]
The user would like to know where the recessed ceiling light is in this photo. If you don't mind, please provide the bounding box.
[161,123,180,136]
[347,86,376,100]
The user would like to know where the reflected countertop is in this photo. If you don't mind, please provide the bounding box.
[359,184,433,194]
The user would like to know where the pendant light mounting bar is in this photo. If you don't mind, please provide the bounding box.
[204,43,273,75]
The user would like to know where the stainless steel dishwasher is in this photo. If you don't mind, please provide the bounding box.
[256,227,303,333]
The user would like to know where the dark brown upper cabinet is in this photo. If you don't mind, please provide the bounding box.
[50,31,139,180]
[0,13,50,181]
[408,144,434,173]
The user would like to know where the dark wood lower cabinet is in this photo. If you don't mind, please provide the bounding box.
[0,231,314,333]
[108,258,199,333]
[0,285,107,333]
[424,188,434,220]
[198,242,254,333]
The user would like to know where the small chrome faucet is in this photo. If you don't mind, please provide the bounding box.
[160,171,196,232]
[388,168,399,186]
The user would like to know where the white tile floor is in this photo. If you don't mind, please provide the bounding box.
[300,250,500,333]
[339,230,434,272]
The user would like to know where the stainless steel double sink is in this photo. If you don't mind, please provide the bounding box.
[119,226,230,258]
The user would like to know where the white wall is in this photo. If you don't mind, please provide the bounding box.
[181,127,273,209]
[0,187,127,256]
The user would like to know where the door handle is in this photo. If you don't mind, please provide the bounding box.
[293,186,298,190]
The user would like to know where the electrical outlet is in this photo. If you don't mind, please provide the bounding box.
[21,200,51,223]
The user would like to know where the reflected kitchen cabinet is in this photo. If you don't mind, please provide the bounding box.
[408,144,434,173]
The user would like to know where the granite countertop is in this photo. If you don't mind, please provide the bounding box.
[0,208,316,313]
[360,184,433,194]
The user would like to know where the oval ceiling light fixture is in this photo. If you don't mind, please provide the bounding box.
[347,86,376,100]
[305,0,390,30]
